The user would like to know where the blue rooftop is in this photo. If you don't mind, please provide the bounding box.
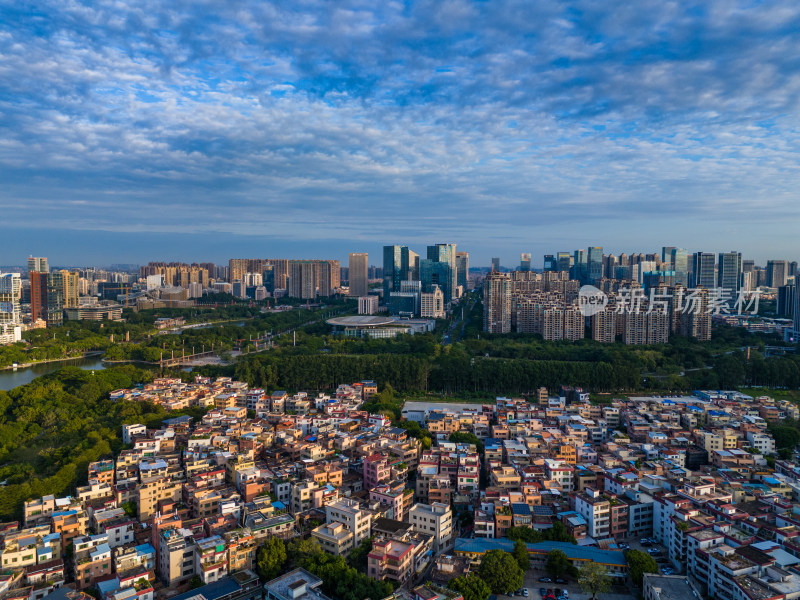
[135,543,155,556]
[454,539,626,567]
[171,576,242,600]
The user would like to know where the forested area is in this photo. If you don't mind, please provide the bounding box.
[223,323,800,394]
[0,301,349,368]
[0,365,198,520]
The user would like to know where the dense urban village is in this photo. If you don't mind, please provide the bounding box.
[4,370,800,600]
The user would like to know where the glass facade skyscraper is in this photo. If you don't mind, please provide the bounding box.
[587,246,603,284]
[383,245,409,298]
[455,251,469,291]
[718,251,742,292]
[424,243,457,303]
[693,252,716,288]
[670,248,688,286]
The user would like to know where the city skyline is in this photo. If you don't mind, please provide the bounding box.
[1,239,798,271]
[3,2,800,263]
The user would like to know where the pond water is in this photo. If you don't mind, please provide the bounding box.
[0,356,108,391]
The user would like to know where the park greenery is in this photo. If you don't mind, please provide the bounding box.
[0,299,350,368]
[214,304,800,394]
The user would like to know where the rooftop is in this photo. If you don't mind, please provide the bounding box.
[264,568,331,600]
[326,315,397,327]
[642,574,699,600]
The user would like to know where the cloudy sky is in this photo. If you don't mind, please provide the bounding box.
[2,0,799,267]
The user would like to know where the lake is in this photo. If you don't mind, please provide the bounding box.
[0,356,107,391]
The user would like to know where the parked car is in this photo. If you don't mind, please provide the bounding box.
[555,578,566,584]
[522,589,529,597]
[538,578,552,583]
[539,589,546,597]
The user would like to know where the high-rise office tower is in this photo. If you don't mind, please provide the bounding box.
[407,250,420,281]
[27,256,49,274]
[420,260,452,304]
[543,255,557,272]
[383,245,408,298]
[718,251,742,292]
[556,252,573,273]
[587,246,603,284]
[455,251,469,291]
[692,253,716,288]
[742,259,755,274]
[767,260,789,288]
[670,248,688,286]
[483,271,511,333]
[348,253,368,297]
[491,257,500,272]
[425,244,457,303]
[661,247,676,265]
[790,261,798,279]
[572,249,587,283]
[778,284,796,317]
[520,253,532,272]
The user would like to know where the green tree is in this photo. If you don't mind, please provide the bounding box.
[448,574,492,600]
[578,561,612,600]
[624,549,658,587]
[543,521,577,544]
[347,536,373,572]
[478,549,524,594]
[768,424,800,450]
[545,549,573,579]
[512,540,530,571]
[257,536,287,582]
[188,575,203,590]
[507,526,544,543]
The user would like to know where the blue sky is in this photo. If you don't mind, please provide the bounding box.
[1,0,800,267]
